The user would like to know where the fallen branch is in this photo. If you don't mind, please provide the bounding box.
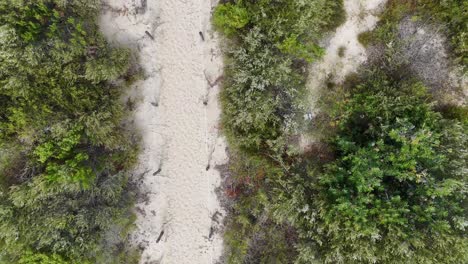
[204,70,224,88]
[156,230,164,243]
[209,227,215,239]
[145,30,155,40]
[211,211,222,224]
[153,168,162,176]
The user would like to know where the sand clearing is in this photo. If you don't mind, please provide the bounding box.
[300,0,387,147]
[307,0,387,109]
[100,0,227,263]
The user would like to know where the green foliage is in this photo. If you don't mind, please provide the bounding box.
[0,1,60,42]
[0,0,139,263]
[0,172,134,263]
[223,152,298,263]
[274,70,468,263]
[357,31,373,47]
[216,0,467,263]
[369,0,467,68]
[439,104,468,124]
[218,0,343,152]
[18,252,68,264]
[215,0,345,262]
[278,34,324,63]
[33,125,94,187]
[213,2,249,36]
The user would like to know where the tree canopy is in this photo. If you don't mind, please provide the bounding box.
[275,70,467,263]
[0,1,139,263]
[215,1,467,263]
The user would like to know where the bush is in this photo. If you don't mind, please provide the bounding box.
[217,0,343,152]
[18,252,68,264]
[370,0,467,68]
[216,0,467,262]
[274,69,468,263]
[0,172,135,262]
[357,31,374,47]
[0,1,138,263]
[213,2,249,36]
[214,0,345,262]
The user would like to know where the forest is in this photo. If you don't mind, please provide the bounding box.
[214,0,467,263]
[0,0,466,263]
[0,1,139,263]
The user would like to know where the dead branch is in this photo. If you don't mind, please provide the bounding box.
[156,230,164,243]
[204,70,224,88]
[145,30,155,40]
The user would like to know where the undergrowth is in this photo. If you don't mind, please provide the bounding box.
[358,0,467,69]
[214,0,344,263]
[216,0,467,263]
[0,1,140,263]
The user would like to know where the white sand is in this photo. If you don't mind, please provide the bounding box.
[397,18,468,103]
[100,0,227,263]
[306,0,387,107]
[301,0,387,147]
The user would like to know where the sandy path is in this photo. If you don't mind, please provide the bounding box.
[301,0,387,147]
[307,0,387,109]
[100,0,227,263]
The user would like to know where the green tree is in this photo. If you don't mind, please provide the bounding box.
[274,70,468,263]
[215,0,467,262]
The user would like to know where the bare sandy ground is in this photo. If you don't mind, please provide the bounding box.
[306,0,387,106]
[100,0,227,263]
[301,0,387,147]
[397,18,468,104]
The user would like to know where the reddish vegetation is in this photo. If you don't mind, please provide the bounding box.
[303,142,334,163]
[225,168,265,199]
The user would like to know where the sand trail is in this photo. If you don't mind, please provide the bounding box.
[301,0,387,147]
[100,0,227,263]
[307,0,387,108]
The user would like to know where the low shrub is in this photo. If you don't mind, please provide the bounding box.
[274,69,468,263]
[0,0,139,263]
[213,3,249,36]
[214,0,344,262]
